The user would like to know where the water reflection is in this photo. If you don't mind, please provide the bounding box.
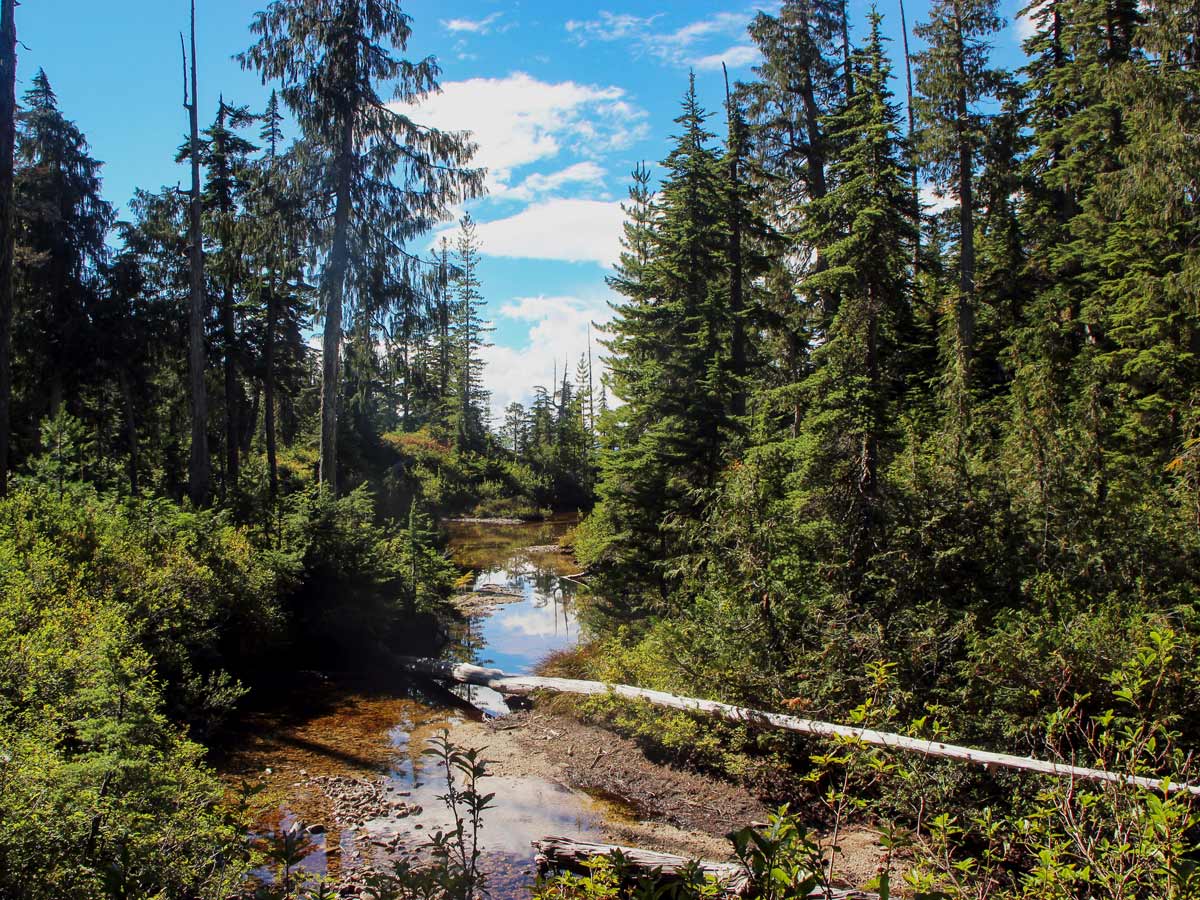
[229,514,595,897]
[446,516,581,681]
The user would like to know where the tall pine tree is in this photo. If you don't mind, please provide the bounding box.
[240,0,483,493]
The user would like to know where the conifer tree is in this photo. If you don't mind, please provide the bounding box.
[724,69,749,422]
[592,79,736,608]
[502,401,527,455]
[448,215,489,451]
[0,0,14,496]
[1004,0,1145,570]
[972,79,1027,391]
[254,89,286,497]
[182,0,209,507]
[793,11,915,606]
[1084,0,1200,494]
[195,98,256,490]
[240,0,483,493]
[746,0,841,215]
[13,71,113,422]
[745,0,846,425]
[913,0,1001,412]
[435,238,453,411]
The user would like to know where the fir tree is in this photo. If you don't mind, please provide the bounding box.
[792,11,916,607]
[592,78,737,609]
[448,215,490,451]
[193,98,256,491]
[0,0,14,497]
[13,71,113,424]
[182,0,209,507]
[913,0,1002,413]
[240,0,484,493]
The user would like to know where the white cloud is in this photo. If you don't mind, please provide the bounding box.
[693,44,762,71]
[661,10,750,48]
[505,161,607,201]
[1014,10,1037,40]
[442,12,502,34]
[450,198,627,266]
[566,11,659,43]
[565,7,763,69]
[1013,0,1051,40]
[920,185,957,214]
[482,294,616,419]
[399,73,647,192]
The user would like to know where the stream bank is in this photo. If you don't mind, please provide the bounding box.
[218,516,769,897]
[216,515,889,897]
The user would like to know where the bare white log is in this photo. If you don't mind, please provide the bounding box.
[534,836,752,895]
[400,657,1200,797]
[533,837,875,899]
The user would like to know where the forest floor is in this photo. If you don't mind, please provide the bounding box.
[445,708,891,891]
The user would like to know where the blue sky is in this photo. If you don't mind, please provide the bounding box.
[18,0,1031,419]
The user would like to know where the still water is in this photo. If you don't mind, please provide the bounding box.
[224,514,602,897]
[445,515,582,715]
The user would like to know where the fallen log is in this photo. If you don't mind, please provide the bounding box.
[532,837,875,899]
[534,836,752,896]
[400,657,1200,798]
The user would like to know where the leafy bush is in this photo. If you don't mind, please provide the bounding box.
[0,484,254,899]
[0,477,458,900]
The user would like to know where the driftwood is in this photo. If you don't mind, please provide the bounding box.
[400,657,1200,798]
[534,836,752,895]
[533,837,875,900]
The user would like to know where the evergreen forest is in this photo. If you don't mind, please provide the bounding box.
[1,0,1199,897]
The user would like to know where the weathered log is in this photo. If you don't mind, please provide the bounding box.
[532,837,875,900]
[534,836,752,895]
[400,657,1200,797]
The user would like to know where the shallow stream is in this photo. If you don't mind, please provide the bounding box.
[221,515,608,897]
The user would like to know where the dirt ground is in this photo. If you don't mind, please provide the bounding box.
[446,709,890,891]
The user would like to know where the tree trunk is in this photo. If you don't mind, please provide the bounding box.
[222,277,239,489]
[319,116,353,494]
[401,657,1200,797]
[793,4,832,325]
[724,67,747,421]
[118,367,139,495]
[400,316,411,430]
[242,381,259,458]
[0,0,15,498]
[264,266,278,498]
[186,0,210,507]
[439,244,450,402]
[798,70,826,200]
[840,0,854,100]
[952,0,976,372]
[899,0,921,278]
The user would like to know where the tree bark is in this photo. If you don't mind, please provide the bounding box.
[534,838,876,900]
[264,264,278,498]
[724,66,747,421]
[402,657,1200,798]
[0,0,16,498]
[242,380,258,457]
[438,243,450,402]
[118,367,138,495]
[791,4,831,326]
[319,114,353,494]
[222,276,239,489]
[899,0,921,279]
[185,0,210,507]
[951,0,976,372]
[840,0,854,100]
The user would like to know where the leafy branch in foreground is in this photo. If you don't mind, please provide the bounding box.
[368,731,495,900]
